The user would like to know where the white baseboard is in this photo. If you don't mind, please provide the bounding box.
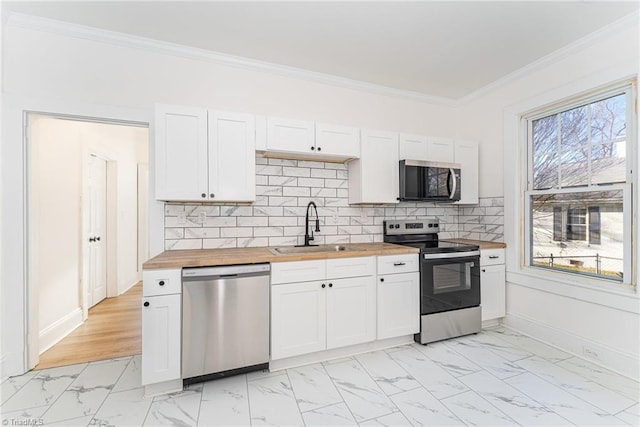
[503,313,639,380]
[38,308,83,354]
[269,335,413,372]
[0,352,24,381]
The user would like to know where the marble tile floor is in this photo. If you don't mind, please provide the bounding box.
[1,327,638,426]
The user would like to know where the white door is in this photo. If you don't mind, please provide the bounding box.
[481,265,506,321]
[208,111,256,202]
[377,272,420,340]
[356,129,399,204]
[454,140,479,205]
[326,276,376,349]
[88,154,107,307]
[271,281,327,360]
[141,294,182,385]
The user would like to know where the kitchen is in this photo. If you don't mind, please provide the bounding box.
[1,2,639,426]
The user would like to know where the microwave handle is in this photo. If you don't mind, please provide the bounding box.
[449,168,457,200]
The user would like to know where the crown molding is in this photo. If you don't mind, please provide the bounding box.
[5,10,637,109]
[457,11,640,106]
[4,12,458,107]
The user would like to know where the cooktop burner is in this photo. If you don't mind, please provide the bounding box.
[382,219,479,254]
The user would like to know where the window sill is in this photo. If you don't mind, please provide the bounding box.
[507,265,639,314]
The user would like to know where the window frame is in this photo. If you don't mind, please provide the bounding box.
[522,83,635,288]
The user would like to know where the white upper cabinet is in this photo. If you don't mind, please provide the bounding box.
[348,129,399,204]
[265,117,359,161]
[155,104,256,202]
[426,136,455,162]
[399,133,429,161]
[155,105,208,201]
[266,117,315,155]
[454,139,479,205]
[315,123,360,159]
[208,111,256,202]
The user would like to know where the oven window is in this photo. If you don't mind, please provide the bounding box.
[432,262,473,294]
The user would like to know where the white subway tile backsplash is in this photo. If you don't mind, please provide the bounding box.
[162,155,504,249]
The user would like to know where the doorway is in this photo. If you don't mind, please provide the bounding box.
[28,113,149,367]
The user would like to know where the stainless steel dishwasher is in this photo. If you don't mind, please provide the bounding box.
[182,263,270,384]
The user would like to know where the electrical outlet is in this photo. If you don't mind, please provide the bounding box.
[360,209,368,223]
[582,346,600,361]
[198,211,207,224]
[332,211,339,223]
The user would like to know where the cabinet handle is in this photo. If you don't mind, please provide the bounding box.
[393,262,406,266]
[96,237,101,242]
[89,237,96,242]
[310,146,315,151]
[317,146,322,152]
[321,283,326,288]
[210,193,215,198]
[328,283,333,288]
[201,193,206,198]
[158,280,165,286]
[380,278,385,282]
[143,301,150,307]
[489,255,500,259]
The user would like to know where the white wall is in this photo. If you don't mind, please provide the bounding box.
[30,116,147,353]
[1,19,457,376]
[456,18,640,378]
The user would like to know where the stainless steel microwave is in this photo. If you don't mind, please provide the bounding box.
[399,160,461,202]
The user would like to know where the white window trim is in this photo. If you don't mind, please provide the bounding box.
[503,72,639,311]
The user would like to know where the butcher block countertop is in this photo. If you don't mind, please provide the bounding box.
[446,239,507,250]
[143,242,419,270]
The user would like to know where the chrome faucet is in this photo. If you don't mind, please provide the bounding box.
[301,201,321,246]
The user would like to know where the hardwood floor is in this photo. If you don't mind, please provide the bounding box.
[35,282,142,370]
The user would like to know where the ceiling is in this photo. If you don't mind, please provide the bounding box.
[3,1,638,100]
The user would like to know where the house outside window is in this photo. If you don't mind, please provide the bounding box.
[525,85,634,284]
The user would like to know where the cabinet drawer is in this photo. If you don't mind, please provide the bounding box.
[480,249,505,266]
[271,260,326,285]
[143,269,181,296]
[377,254,419,275]
[326,256,375,279]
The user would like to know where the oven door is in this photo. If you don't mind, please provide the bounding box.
[420,251,480,315]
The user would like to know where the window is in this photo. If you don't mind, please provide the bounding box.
[525,85,634,284]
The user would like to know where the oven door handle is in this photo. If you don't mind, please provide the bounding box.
[423,251,480,260]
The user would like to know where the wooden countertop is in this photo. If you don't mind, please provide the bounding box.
[445,239,507,250]
[143,243,419,269]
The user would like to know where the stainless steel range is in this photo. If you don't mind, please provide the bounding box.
[383,219,481,344]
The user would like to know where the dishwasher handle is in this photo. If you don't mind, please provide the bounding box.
[182,263,270,279]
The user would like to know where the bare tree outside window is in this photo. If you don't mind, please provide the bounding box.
[528,92,629,282]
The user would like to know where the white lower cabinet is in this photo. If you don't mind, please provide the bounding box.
[141,293,181,385]
[271,281,327,360]
[480,248,506,321]
[326,276,376,349]
[377,272,420,340]
[376,254,420,340]
[270,257,376,360]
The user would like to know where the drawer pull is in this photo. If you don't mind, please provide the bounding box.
[158,280,165,286]
[488,255,500,259]
[380,278,385,282]
[393,262,406,266]
[143,301,150,307]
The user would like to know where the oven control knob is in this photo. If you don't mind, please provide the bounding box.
[434,224,439,228]
[428,224,433,228]
[395,224,400,229]
[388,224,393,229]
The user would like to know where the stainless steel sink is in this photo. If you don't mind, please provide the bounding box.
[269,245,359,255]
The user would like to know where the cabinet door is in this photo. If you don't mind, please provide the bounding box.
[315,123,360,158]
[377,272,420,340]
[454,140,479,205]
[481,264,506,321]
[425,137,454,162]
[349,129,399,204]
[266,117,315,155]
[326,276,376,349]
[141,294,181,385]
[208,111,256,202]
[271,281,327,360]
[155,104,208,201]
[399,134,428,161]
